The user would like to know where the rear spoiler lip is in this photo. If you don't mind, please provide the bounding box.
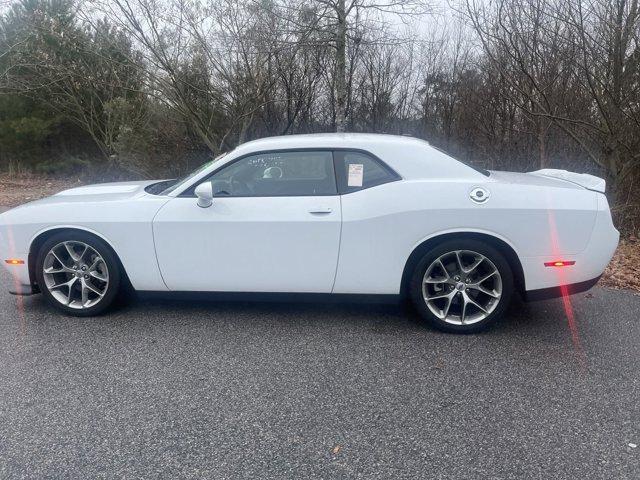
[529,169,606,193]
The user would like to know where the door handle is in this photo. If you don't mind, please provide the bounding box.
[308,207,333,214]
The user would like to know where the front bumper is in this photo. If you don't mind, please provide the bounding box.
[0,211,36,296]
[2,257,36,296]
[9,282,36,296]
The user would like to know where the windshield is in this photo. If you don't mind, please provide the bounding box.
[160,153,228,195]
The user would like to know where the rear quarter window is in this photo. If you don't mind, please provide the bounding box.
[334,151,400,194]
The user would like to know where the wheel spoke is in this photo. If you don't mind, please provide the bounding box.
[83,280,104,297]
[441,296,452,318]
[50,277,77,291]
[50,277,77,305]
[89,270,107,282]
[44,266,67,274]
[474,271,497,285]
[463,255,484,274]
[468,284,500,298]
[51,250,70,269]
[81,282,90,306]
[454,251,464,274]
[88,257,101,271]
[424,259,451,285]
[426,291,451,301]
[460,296,467,323]
[437,259,450,279]
[77,244,89,262]
[465,294,488,313]
[64,242,79,262]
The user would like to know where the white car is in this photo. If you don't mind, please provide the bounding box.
[0,134,619,332]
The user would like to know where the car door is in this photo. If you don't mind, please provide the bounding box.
[152,150,342,292]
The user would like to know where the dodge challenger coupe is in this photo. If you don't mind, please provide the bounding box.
[0,134,619,332]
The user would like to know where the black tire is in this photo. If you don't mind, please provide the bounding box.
[409,239,514,333]
[35,231,122,317]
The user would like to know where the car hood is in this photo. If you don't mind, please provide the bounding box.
[54,180,160,198]
[10,180,163,209]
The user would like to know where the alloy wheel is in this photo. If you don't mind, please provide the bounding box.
[422,250,502,325]
[42,241,109,309]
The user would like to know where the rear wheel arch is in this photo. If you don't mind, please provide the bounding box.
[400,232,525,298]
[28,228,132,292]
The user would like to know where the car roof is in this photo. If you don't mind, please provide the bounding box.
[233,133,430,154]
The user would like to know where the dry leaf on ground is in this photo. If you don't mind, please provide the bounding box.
[600,239,640,294]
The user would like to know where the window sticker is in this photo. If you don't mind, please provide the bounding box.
[347,163,364,187]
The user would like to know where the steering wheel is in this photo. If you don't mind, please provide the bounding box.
[230,174,253,195]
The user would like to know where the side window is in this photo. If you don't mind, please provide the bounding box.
[334,151,400,194]
[208,151,337,197]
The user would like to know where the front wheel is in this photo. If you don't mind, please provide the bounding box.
[409,239,514,333]
[35,231,122,316]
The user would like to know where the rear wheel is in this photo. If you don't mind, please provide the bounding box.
[35,231,121,316]
[409,239,513,333]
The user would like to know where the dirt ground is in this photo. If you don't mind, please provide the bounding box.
[0,174,82,208]
[600,238,640,293]
[0,174,637,294]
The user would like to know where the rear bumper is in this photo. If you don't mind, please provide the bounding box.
[520,194,619,291]
[523,275,601,302]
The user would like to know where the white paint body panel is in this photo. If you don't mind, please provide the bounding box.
[333,178,598,294]
[0,181,169,291]
[0,134,619,298]
[153,196,341,292]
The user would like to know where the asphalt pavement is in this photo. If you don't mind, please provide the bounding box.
[0,267,638,479]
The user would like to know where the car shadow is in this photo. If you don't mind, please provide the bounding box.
[9,285,573,342]
[114,290,561,334]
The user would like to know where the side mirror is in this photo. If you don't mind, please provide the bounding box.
[195,182,213,208]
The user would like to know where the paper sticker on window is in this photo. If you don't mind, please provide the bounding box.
[348,164,364,187]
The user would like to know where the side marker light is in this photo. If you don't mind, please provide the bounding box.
[4,259,25,265]
[544,261,576,267]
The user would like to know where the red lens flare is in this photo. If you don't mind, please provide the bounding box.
[5,225,27,333]
[545,201,587,369]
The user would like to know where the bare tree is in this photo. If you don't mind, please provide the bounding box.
[463,0,640,186]
[257,0,431,132]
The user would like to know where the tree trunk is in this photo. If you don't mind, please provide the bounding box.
[238,112,253,145]
[335,0,347,133]
[538,119,549,169]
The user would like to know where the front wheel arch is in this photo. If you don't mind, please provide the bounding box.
[400,232,525,299]
[29,228,132,294]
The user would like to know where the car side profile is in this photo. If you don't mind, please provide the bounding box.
[0,133,619,332]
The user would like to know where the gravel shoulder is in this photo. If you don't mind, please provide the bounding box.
[0,174,82,209]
